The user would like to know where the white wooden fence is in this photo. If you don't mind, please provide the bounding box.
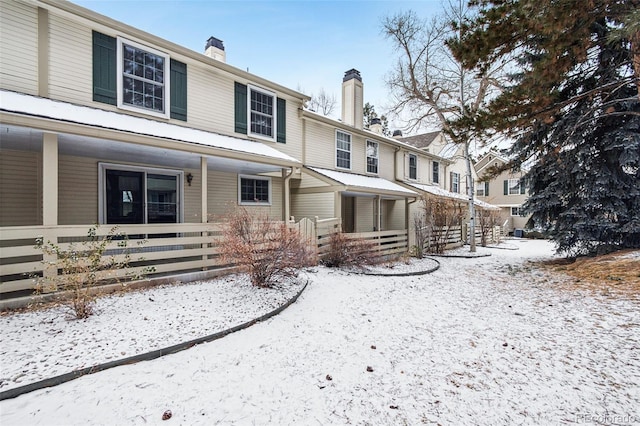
[1,218,412,295]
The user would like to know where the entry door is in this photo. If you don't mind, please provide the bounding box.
[341,195,355,233]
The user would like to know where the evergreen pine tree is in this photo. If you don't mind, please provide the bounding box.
[450,0,640,255]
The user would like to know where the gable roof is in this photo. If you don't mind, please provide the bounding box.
[397,131,441,149]
[474,150,510,174]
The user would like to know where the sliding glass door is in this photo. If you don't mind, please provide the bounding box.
[101,164,181,225]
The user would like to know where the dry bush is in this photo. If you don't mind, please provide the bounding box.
[412,212,427,258]
[219,208,315,287]
[477,208,500,247]
[34,225,152,319]
[321,231,381,268]
[421,195,465,254]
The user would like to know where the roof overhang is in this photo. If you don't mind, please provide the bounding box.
[402,181,501,210]
[0,90,301,170]
[302,167,418,200]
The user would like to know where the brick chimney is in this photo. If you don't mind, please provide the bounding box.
[341,69,363,130]
[205,36,226,62]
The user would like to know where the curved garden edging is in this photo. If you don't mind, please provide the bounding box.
[428,252,492,259]
[0,280,309,401]
[349,257,441,277]
[484,244,520,251]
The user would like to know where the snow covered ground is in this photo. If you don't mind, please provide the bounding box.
[1,239,639,425]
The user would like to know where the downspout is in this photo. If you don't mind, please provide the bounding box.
[282,167,295,222]
[394,147,401,181]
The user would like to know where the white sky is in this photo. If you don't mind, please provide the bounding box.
[72,0,445,132]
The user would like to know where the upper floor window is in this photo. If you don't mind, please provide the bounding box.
[505,178,525,195]
[234,82,286,143]
[366,140,378,174]
[118,38,170,118]
[432,161,440,184]
[249,86,276,140]
[451,172,460,193]
[336,130,351,169]
[409,154,417,180]
[476,181,489,197]
[239,175,271,205]
[93,32,187,121]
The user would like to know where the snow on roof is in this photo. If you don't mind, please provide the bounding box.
[307,167,417,196]
[0,90,300,164]
[405,182,500,210]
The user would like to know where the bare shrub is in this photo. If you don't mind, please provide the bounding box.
[477,208,500,246]
[421,195,465,254]
[412,212,427,258]
[34,225,151,319]
[321,231,381,268]
[219,208,315,287]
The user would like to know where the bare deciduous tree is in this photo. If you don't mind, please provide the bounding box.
[307,88,337,116]
[382,1,508,252]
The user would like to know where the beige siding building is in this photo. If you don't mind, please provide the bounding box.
[475,151,530,234]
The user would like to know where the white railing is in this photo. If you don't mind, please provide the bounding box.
[0,223,223,294]
[1,218,412,296]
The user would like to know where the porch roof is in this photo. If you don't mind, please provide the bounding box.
[0,90,300,167]
[306,167,417,199]
[404,182,501,210]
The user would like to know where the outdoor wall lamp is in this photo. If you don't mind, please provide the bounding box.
[186,173,193,186]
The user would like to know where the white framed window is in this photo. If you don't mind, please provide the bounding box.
[432,161,440,184]
[476,181,489,197]
[451,172,460,193]
[408,154,417,180]
[117,37,170,119]
[511,206,524,216]
[508,178,522,195]
[248,85,276,140]
[238,175,271,205]
[366,140,378,174]
[336,130,351,169]
[99,163,183,224]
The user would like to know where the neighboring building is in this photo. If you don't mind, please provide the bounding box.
[474,151,530,235]
[293,69,429,234]
[398,131,500,244]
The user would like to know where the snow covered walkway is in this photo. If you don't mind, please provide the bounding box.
[1,239,639,425]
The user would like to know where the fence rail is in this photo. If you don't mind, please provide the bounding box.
[1,218,411,296]
[0,223,223,294]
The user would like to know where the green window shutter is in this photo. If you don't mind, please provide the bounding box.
[503,180,508,195]
[92,31,117,105]
[234,82,247,134]
[170,59,187,121]
[485,182,490,196]
[276,97,286,143]
[520,179,526,194]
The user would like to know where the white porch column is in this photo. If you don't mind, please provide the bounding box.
[282,168,291,222]
[376,195,381,231]
[334,192,342,220]
[200,156,208,223]
[42,133,58,226]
